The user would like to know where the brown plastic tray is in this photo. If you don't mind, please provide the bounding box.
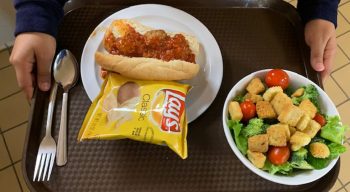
[23,1,339,191]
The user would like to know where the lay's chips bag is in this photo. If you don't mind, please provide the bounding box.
[78,73,190,159]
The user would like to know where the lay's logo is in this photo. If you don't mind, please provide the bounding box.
[160,89,186,133]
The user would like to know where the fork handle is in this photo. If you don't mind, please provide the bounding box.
[57,92,68,166]
[45,83,58,136]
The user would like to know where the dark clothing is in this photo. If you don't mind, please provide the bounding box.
[297,0,339,27]
[14,0,339,37]
[14,0,67,37]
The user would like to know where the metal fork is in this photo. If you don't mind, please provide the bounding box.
[33,83,58,181]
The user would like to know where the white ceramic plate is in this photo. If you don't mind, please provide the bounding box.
[222,69,340,185]
[80,4,223,123]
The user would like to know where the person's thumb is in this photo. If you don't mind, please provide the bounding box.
[36,54,53,91]
[309,40,326,72]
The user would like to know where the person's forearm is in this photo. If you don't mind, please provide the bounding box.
[14,0,67,37]
[297,0,339,27]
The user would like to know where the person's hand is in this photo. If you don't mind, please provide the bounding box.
[304,19,337,81]
[10,32,56,100]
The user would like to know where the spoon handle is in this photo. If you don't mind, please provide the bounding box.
[57,92,68,166]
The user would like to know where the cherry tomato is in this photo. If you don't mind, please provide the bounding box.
[268,146,290,165]
[240,100,256,121]
[265,69,289,90]
[313,113,326,127]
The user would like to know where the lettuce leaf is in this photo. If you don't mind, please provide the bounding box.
[320,116,348,144]
[241,118,265,138]
[328,143,347,159]
[291,148,308,162]
[228,120,248,155]
[290,160,314,170]
[232,94,245,103]
[306,155,332,169]
[291,84,320,111]
[290,148,314,169]
[311,136,326,144]
[263,161,293,175]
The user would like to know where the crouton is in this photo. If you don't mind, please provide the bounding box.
[246,78,265,95]
[289,126,296,136]
[267,124,287,146]
[290,131,311,151]
[291,88,304,97]
[245,93,263,103]
[282,124,291,140]
[278,105,304,127]
[263,86,283,102]
[247,150,266,169]
[248,134,269,153]
[256,101,277,119]
[229,101,243,121]
[310,142,330,158]
[302,120,321,138]
[296,114,311,131]
[270,92,293,115]
[299,99,317,118]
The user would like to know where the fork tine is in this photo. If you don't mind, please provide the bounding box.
[38,153,47,181]
[42,153,51,180]
[33,153,42,181]
[47,153,55,181]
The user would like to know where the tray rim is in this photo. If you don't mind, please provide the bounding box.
[23,2,334,192]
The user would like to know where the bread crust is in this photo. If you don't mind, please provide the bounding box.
[95,52,200,80]
[95,19,200,80]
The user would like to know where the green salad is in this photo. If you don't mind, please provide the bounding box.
[227,69,348,175]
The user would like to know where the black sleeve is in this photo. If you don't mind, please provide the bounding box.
[297,0,339,27]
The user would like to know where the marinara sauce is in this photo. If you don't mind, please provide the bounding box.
[104,25,195,63]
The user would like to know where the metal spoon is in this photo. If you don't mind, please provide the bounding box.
[53,49,78,166]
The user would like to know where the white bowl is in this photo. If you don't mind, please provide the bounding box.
[222,69,340,185]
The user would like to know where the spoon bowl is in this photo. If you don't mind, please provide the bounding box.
[53,50,79,91]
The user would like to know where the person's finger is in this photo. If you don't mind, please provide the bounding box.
[35,50,53,91]
[309,39,327,72]
[321,56,333,81]
[321,36,337,81]
[11,60,34,100]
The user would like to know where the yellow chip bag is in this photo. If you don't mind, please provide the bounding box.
[78,73,190,159]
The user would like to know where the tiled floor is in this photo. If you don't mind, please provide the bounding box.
[0,1,350,192]
[0,0,15,47]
